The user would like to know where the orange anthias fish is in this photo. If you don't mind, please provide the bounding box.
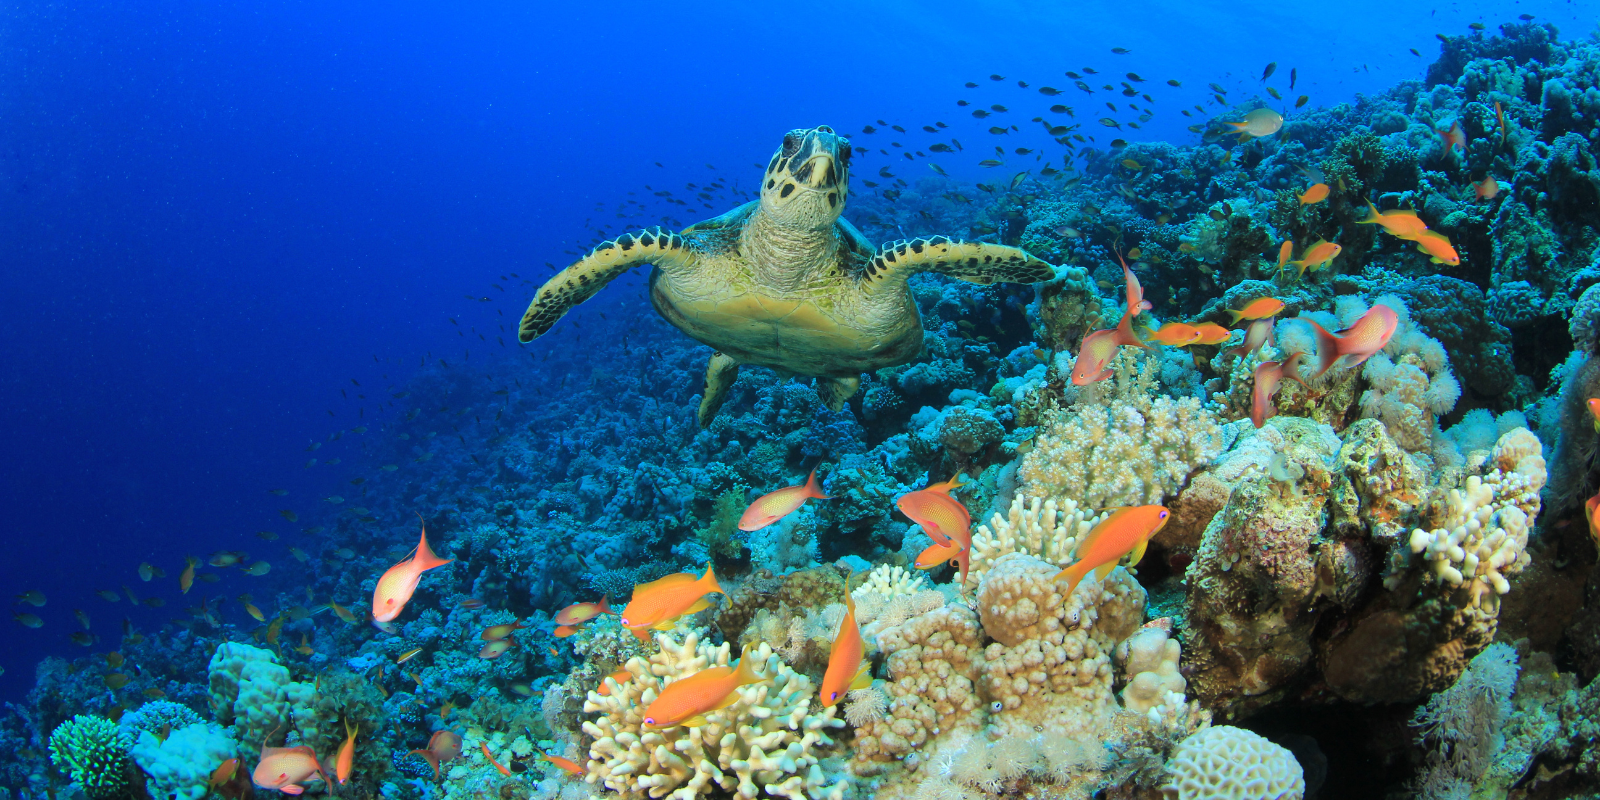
[1587,398,1600,432]
[1435,120,1466,153]
[618,564,723,641]
[1290,241,1342,278]
[1276,240,1293,273]
[895,477,969,546]
[1297,183,1329,205]
[1191,322,1232,346]
[1358,201,1430,239]
[372,521,454,624]
[478,639,516,659]
[553,625,580,638]
[480,621,529,641]
[179,558,197,595]
[1228,297,1285,325]
[1226,319,1275,360]
[738,470,828,531]
[554,596,611,626]
[1586,490,1600,551]
[1112,253,1153,349]
[407,730,463,780]
[252,740,325,795]
[1146,321,1201,347]
[642,643,769,729]
[1251,361,1284,428]
[481,742,512,776]
[1411,230,1461,265]
[1472,175,1500,200]
[1052,506,1171,600]
[542,753,585,776]
[335,718,357,784]
[597,669,633,696]
[914,539,968,580]
[1302,304,1400,378]
[1495,100,1508,147]
[819,576,870,708]
[1072,328,1122,385]
[208,757,239,790]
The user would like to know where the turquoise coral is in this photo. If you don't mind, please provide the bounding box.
[48,715,131,800]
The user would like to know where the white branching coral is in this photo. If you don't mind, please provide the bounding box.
[1019,360,1223,508]
[581,633,847,800]
[852,565,944,648]
[1407,428,1545,611]
[965,493,1107,592]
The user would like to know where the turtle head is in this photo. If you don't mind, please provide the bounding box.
[759,126,850,230]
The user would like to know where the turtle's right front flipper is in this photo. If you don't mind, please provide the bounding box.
[518,227,696,342]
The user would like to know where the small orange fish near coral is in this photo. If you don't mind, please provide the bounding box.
[1053,506,1171,600]
[1472,175,1500,200]
[738,470,828,531]
[619,564,724,640]
[1146,321,1201,347]
[1290,241,1342,278]
[482,742,512,776]
[1357,201,1431,239]
[1276,240,1293,273]
[1251,361,1284,428]
[598,669,632,696]
[478,639,515,659]
[1071,328,1122,385]
[1228,297,1285,325]
[542,753,585,776]
[914,539,966,573]
[1191,322,1232,346]
[1302,304,1400,377]
[1297,183,1329,205]
[554,596,611,626]
[480,621,528,641]
[553,625,580,638]
[895,476,969,546]
[1411,230,1461,265]
[642,643,769,729]
[819,575,871,708]
[407,730,463,780]
[208,757,239,790]
[1435,120,1466,152]
[335,718,358,784]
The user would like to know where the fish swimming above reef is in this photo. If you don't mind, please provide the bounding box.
[1054,506,1171,600]
[819,575,870,708]
[642,643,769,728]
[252,738,326,795]
[739,469,828,531]
[371,521,453,624]
[619,564,724,641]
[1218,108,1283,142]
[1299,304,1400,377]
[515,126,1053,426]
[895,476,969,546]
[406,730,462,780]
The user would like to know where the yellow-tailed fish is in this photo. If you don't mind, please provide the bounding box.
[1053,506,1171,600]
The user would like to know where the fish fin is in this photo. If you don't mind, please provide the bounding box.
[682,597,714,616]
[412,523,453,572]
[631,627,651,643]
[803,468,830,500]
[1053,563,1085,599]
[699,562,724,597]
[733,643,770,685]
[849,663,873,691]
[1227,309,1243,325]
[597,596,611,616]
[281,787,305,797]
[1092,562,1116,581]
[680,714,708,728]
[633,572,698,594]
[1128,539,1149,568]
[650,620,678,631]
[1301,318,1342,378]
[407,749,440,780]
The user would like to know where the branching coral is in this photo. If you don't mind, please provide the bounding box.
[965,493,1106,593]
[48,715,131,800]
[581,632,847,800]
[1019,353,1224,508]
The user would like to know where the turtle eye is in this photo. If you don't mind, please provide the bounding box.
[781,133,800,158]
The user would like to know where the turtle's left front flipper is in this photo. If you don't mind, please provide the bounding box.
[518,227,696,342]
[858,236,1056,293]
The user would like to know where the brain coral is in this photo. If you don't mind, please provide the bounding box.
[581,632,847,800]
[1161,725,1304,800]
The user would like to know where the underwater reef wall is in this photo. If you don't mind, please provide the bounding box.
[7,18,1600,800]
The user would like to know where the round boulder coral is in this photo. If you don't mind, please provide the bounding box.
[1161,725,1304,800]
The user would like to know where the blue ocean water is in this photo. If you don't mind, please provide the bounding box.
[3,1,1598,797]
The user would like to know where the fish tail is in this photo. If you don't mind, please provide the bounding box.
[1227,309,1244,325]
[734,643,769,684]
[407,749,441,780]
[1114,312,1148,349]
[699,562,724,597]
[1357,201,1382,225]
[1302,318,1342,378]
[1052,562,1088,599]
[413,523,453,571]
[597,596,611,616]
[804,469,830,500]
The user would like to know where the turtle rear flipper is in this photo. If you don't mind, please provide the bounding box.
[859,236,1055,293]
[816,376,860,411]
[697,353,741,427]
[518,227,696,342]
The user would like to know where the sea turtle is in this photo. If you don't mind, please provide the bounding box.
[518,125,1056,425]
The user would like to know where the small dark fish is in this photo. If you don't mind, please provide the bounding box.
[1110,138,1127,148]
[991,104,1008,112]
[957,99,970,106]
[1295,95,1309,109]
[1126,72,1145,82]
[952,138,963,150]
[1075,81,1094,94]
[1049,105,1070,114]
[1039,86,1061,96]
[1082,67,1098,74]
[1111,47,1131,54]
[978,159,1003,167]
[1014,147,1033,155]
[929,143,953,153]
[1166,79,1182,87]
[972,109,990,118]
[1518,13,1533,20]
[1468,22,1485,31]
[1261,62,1277,82]
[1267,87,1282,100]
[862,125,876,134]
[964,81,978,88]
[1065,71,1081,78]
[1010,171,1029,189]
[988,126,1008,134]
[891,125,905,132]
[1209,209,1226,221]
[1289,68,1297,90]
[989,74,1005,81]
[1209,83,1227,94]
[1409,48,1421,56]
[1098,118,1121,129]
[1016,80,1029,88]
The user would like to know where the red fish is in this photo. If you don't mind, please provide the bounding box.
[819,575,870,708]
[1112,254,1153,348]
[895,477,969,546]
[1251,361,1283,428]
[481,742,512,776]
[1226,319,1274,360]
[252,740,324,795]
[372,521,453,624]
[738,470,828,531]
[554,596,611,626]
[1435,120,1466,153]
[1072,328,1122,385]
[406,730,462,780]
[1146,321,1201,347]
[1302,305,1400,377]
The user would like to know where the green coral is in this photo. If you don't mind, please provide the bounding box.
[694,487,748,561]
[48,714,132,799]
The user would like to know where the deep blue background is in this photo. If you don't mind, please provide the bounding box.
[0,0,1584,700]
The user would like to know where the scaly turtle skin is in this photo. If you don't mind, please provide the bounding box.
[519,125,1055,425]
